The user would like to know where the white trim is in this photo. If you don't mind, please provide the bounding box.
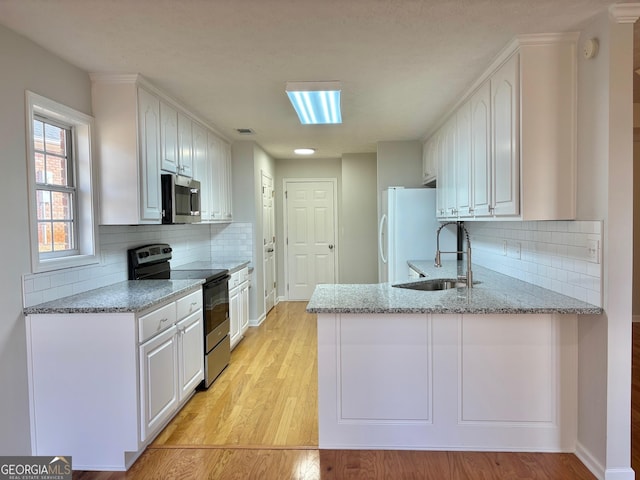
[283,178,339,301]
[25,91,100,273]
[249,313,266,328]
[422,32,579,141]
[609,3,640,23]
[90,73,230,143]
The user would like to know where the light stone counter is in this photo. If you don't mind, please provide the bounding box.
[23,279,203,315]
[306,261,602,315]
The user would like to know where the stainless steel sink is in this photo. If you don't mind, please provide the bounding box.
[393,279,472,291]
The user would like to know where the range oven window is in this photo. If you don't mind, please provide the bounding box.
[204,277,229,334]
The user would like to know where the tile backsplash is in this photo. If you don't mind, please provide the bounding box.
[22,222,254,308]
[466,220,603,307]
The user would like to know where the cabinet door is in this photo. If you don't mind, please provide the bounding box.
[422,138,436,185]
[240,283,249,334]
[177,311,204,401]
[140,325,178,442]
[222,143,233,220]
[491,54,520,216]
[434,131,446,219]
[137,88,162,222]
[456,101,472,217]
[470,81,491,217]
[192,123,211,220]
[177,112,193,177]
[229,286,241,349]
[442,117,457,218]
[160,102,179,173]
[208,133,233,222]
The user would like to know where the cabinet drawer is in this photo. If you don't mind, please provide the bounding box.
[139,302,177,343]
[229,271,241,289]
[176,290,202,320]
[239,267,249,283]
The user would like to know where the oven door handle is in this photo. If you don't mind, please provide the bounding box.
[205,275,230,287]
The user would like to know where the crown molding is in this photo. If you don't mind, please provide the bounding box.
[609,3,640,23]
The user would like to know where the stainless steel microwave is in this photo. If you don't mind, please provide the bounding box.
[161,174,201,224]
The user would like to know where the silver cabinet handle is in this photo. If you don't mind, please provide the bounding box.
[267,248,274,253]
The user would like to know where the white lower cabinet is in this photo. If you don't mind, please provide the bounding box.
[229,267,249,350]
[140,325,179,441]
[25,287,203,471]
[178,311,206,400]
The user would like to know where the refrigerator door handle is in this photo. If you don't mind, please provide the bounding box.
[378,214,388,264]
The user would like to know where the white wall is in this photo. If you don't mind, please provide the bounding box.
[231,141,275,323]
[573,8,636,479]
[376,140,423,194]
[340,153,378,283]
[0,24,94,454]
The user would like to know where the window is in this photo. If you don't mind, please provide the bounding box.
[26,91,99,272]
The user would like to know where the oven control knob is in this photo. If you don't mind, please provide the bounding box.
[162,247,172,254]
[138,251,149,258]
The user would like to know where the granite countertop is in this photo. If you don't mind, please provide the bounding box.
[175,260,251,273]
[306,261,603,315]
[23,279,204,315]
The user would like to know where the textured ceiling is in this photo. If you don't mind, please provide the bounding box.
[0,0,622,159]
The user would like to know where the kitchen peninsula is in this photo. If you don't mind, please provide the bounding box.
[307,263,601,452]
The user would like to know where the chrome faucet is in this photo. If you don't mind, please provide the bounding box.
[434,221,473,287]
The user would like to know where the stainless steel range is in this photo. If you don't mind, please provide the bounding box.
[128,244,230,388]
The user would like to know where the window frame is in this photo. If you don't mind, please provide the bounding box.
[26,91,99,273]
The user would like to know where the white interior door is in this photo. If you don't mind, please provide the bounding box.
[285,180,337,300]
[262,172,276,313]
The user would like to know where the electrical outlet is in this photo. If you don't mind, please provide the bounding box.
[507,241,521,259]
[587,239,600,264]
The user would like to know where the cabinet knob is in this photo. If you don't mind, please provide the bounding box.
[329,244,334,250]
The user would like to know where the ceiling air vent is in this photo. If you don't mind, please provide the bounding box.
[236,128,255,135]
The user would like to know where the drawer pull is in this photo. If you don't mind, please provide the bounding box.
[160,318,168,323]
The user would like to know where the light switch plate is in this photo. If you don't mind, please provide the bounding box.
[588,239,600,264]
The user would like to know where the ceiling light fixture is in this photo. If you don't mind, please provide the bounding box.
[294,148,316,155]
[286,81,342,125]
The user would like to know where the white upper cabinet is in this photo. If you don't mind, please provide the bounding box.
[490,53,520,217]
[455,99,472,218]
[160,102,179,174]
[91,76,162,224]
[429,33,577,221]
[422,137,437,185]
[470,81,491,217]
[192,122,211,220]
[207,132,233,222]
[177,112,193,177]
[91,74,232,225]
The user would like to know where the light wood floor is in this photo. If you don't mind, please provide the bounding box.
[152,301,318,447]
[74,302,602,479]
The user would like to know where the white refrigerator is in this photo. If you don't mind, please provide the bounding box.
[378,187,456,283]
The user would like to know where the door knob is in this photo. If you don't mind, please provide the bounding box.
[329,244,334,250]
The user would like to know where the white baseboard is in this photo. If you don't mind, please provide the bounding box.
[575,440,605,480]
[604,468,636,480]
[248,313,266,328]
[277,295,286,303]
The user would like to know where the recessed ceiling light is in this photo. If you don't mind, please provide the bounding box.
[286,81,342,125]
[294,148,316,155]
